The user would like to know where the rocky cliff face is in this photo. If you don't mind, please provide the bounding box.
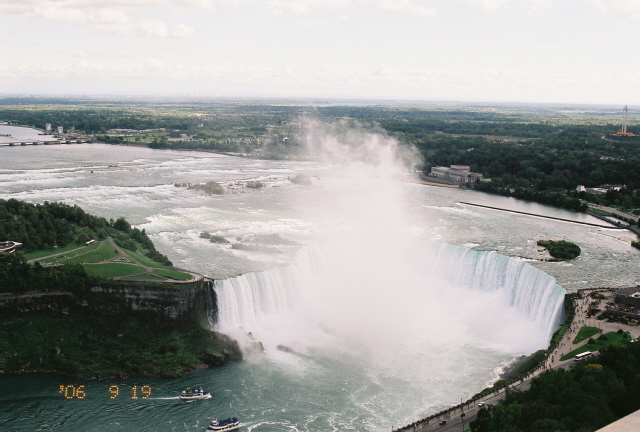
[90,279,214,320]
[2,279,217,322]
[3,278,242,377]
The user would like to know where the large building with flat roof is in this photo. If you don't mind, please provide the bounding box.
[615,287,640,312]
[425,165,483,187]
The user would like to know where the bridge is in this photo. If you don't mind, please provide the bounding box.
[1,139,90,146]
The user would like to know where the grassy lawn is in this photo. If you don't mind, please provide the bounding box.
[40,242,102,263]
[25,243,85,260]
[49,241,119,265]
[83,263,146,278]
[41,241,106,264]
[153,268,192,280]
[573,326,601,344]
[121,274,167,281]
[123,248,167,269]
[588,208,611,214]
[24,239,195,285]
[561,331,632,361]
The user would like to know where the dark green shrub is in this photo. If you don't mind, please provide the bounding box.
[537,239,581,260]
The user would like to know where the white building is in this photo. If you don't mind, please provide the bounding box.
[426,165,483,186]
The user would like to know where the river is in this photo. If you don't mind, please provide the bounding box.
[1,126,638,432]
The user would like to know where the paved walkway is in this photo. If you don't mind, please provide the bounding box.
[545,290,640,370]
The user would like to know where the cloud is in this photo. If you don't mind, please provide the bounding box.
[2,59,639,103]
[266,0,435,17]
[587,0,640,20]
[171,23,195,38]
[466,0,639,18]
[137,20,169,37]
[0,0,438,37]
[0,1,197,38]
[467,0,510,10]
[267,0,351,15]
[3,60,638,91]
[32,5,88,23]
[373,0,436,16]
[91,8,130,25]
[0,1,248,13]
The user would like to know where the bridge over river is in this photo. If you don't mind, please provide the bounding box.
[1,138,90,146]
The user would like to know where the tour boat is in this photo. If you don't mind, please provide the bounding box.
[178,387,211,401]
[207,417,240,431]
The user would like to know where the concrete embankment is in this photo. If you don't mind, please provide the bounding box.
[460,202,622,229]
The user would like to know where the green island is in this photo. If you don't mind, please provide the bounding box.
[537,239,582,261]
[1,198,241,378]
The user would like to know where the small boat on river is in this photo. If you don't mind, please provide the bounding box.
[178,387,211,401]
[207,417,240,431]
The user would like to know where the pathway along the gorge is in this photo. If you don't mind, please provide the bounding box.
[391,287,640,432]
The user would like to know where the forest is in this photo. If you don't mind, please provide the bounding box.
[470,342,640,432]
[2,98,639,211]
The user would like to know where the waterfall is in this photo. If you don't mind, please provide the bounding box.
[211,241,566,355]
[212,246,319,336]
[430,243,566,339]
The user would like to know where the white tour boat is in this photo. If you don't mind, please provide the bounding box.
[178,387,211,401]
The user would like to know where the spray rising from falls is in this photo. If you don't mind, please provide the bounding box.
[212,125,565,369]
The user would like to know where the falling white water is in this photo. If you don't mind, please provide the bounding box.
[214,241,565,359]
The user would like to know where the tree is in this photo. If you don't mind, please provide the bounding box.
[113,217,131,233]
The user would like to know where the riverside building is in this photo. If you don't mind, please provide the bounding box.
[424,165,483,187]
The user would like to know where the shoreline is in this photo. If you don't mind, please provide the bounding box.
[459,201,620,229]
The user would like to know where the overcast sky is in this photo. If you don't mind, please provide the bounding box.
[1,0,639,104]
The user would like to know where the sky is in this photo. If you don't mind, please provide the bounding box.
[1,0,639,105]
